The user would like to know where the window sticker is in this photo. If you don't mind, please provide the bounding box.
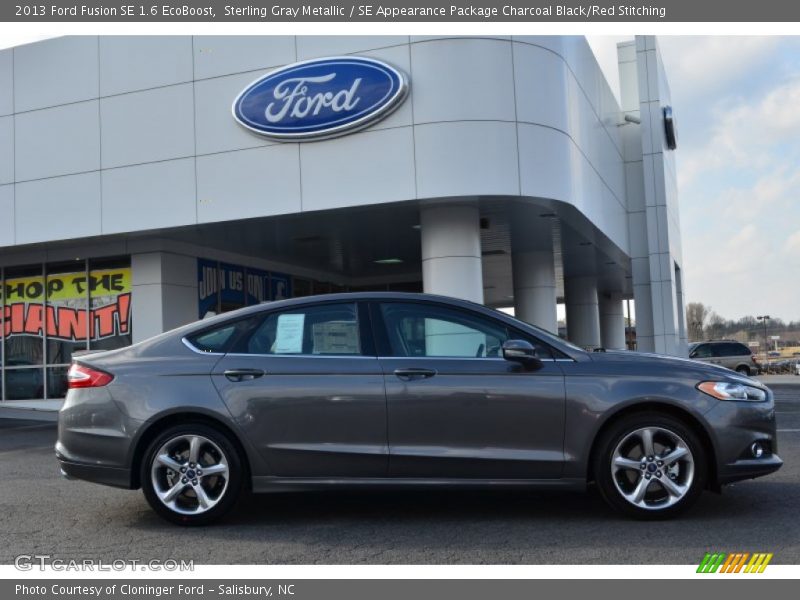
[312,320,359,354]
[274,313,305,354]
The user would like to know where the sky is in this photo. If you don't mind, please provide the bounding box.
[589,35,800,323]
[2,34,799,321]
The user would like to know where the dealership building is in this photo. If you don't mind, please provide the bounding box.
[0,34,686,413]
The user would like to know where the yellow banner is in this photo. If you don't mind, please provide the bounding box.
[1,268,131,303]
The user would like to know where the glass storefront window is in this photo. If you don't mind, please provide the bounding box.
[45,261,90,366]
[46,366,69,400]
[88,257,132,352]
[0,257,132,401]
[5,366,45,400]
[3,265,45,368]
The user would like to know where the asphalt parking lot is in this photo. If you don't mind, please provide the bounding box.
[1,385,798,565]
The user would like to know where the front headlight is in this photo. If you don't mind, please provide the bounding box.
[697,381,767,402]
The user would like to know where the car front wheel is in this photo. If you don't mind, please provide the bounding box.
[593,413,707,519]
[141,423,243,525]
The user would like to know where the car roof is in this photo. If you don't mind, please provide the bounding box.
[693,340,747,345]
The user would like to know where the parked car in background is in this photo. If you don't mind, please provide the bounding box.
[688,340,759,376]
[57,293,782,524]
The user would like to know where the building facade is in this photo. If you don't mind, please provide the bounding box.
[0,34,687,407]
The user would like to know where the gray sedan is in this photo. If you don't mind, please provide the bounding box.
[56,292,782,524]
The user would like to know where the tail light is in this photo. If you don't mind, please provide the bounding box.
[67,363,114,389]
[752,355,759,364]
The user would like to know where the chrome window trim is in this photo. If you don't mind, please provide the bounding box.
[376,356,575,363]
[181,337,224,356]
[182,340,576,363]
[224,352,374,359]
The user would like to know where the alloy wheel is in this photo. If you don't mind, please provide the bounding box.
[149,434,230,515]
[610,426,695,511]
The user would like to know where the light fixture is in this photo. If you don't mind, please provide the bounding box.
[751,442,765,459]
[374,258,403,265]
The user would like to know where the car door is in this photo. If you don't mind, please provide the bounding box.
[372,300,566,479]
[718,342,742,370]
[210,301,388,478]
[690,343,714,365]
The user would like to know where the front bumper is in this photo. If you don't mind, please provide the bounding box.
[703,388,783,485]
[716,455,783,484]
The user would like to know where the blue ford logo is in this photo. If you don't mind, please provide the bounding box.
[232,56,409,141]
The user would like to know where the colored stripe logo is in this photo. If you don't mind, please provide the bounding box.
[697,552,773,573]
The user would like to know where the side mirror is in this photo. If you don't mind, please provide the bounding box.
[502,339,542,369]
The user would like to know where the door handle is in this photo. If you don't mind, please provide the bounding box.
[224,368,265,382]
[394,368,437,381]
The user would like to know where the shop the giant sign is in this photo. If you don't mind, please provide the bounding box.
[232,56,409,140]
[1,269,131,342]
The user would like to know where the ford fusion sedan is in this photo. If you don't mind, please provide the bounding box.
[56,293,782,524]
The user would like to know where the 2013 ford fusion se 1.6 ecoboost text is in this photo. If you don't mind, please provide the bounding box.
[56,292,782,524]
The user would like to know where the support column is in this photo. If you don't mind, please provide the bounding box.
[565,276,601,349]
[599,291,626,350]
[131,252,198,343]
[420,204,483,304]
[512,250,557,334]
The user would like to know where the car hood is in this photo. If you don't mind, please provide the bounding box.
[588,350,764,386]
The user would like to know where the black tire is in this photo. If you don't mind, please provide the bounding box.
[140,423,243,526]
[736,366,751,376]
[593,412,708,519]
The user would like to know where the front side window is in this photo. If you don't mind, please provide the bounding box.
[240,303,361,356]
[691,344,712,358]
[380,302,516,359]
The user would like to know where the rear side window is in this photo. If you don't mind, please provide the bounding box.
[186,316,261,353]
[236,302,362,356]
[710,344,728,357]
[717,342,750,356]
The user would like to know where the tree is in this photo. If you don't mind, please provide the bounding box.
[705,312,726,341]
[686,302,710,342]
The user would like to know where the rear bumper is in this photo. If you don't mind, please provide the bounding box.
[56,447,134,489]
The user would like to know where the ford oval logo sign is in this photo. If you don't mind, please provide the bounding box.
[232,56,409,141]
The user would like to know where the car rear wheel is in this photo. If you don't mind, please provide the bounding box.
[593,413,707,519]
[141,423,243,525]
[736,365,751,376]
